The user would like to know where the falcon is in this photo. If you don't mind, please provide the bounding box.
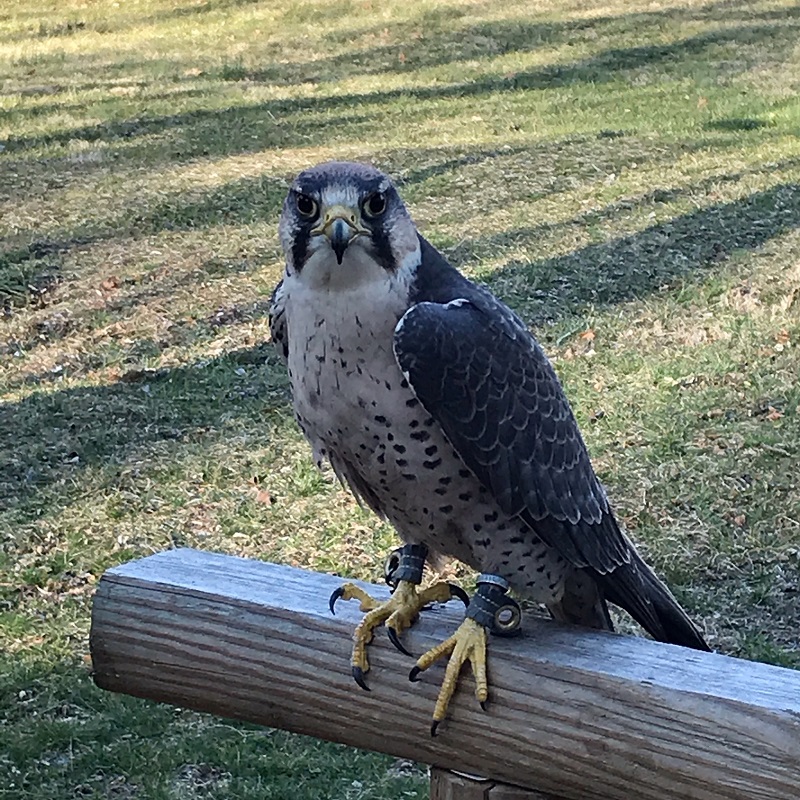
[269,161,709,734]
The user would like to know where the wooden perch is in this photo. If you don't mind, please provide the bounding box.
[90,548,800,800]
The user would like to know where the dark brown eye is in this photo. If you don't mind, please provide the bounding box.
[296,193,317,218]
[363,192,386,218]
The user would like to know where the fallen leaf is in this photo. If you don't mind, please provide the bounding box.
[766,407,784,421]
[100,276,120,291]
[580,328,596,342]
[775,328,790,344]
[733,514,746,527]
[255,490,273,505]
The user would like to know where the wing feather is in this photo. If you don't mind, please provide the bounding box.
[268,279,289,363]
[394,297,630,574]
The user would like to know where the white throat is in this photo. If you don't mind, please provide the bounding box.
[294,238,419,295]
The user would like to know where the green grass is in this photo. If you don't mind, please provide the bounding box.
[1,0,800,796]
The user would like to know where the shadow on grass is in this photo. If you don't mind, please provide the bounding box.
[0,130,730,260]
[0,344,289,524]
[284,14,798,83]
[2,86,213,120]
[3,183,800,522]
[1,173,286,310]
[706,118,775,132]
[476,182,800,324]
[134,174,287,232]
[3,17,796,162]
[0,139,589,297]
[11,0,798,87]
[0,240,84,311]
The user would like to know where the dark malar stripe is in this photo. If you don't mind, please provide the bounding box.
[292,230,309,275]
[369,217,397,272]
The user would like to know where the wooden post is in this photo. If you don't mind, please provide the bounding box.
[90,548,800,800]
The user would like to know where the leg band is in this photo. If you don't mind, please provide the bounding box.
[384,543,428,587]
[467,575,522,637]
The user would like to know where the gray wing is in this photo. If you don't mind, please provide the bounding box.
[393,296,630,575]
[268,279,289,363]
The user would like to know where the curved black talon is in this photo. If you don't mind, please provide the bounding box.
[448,583,470,607]
[352,666,370,691]
[387,627,413,657]
[480,700,488,712]
[329,586,345,615]
[408,666,422,683]
[430,720,440,737]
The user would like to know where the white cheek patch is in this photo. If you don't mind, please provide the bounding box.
[386,212,421,280]
[278,212,297,253]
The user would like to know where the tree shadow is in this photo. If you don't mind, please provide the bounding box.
[133,173,288,233]
[1,133,716,319]
[256,0,799,83]
[706,118,775,132]
[3,16,796,165]
[1,172,287,293]
[2,86,211,121]
[475,182,800,325]
[1,135,779,346]
[304,11,795,81]
[0,343,289,524]
[0,239,85,312]
[4,282,275,391]
[0,141,553,286]
[393,135,730,206]
[393,145,530,187]
[4,179,799,523]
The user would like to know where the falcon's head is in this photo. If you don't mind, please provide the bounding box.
[279,162,420,289]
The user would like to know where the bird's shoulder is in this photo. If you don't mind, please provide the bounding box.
[404,235,542,355]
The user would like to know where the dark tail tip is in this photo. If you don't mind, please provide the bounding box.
[639,561,711,652]
[601,552,711,652]
[649,584,711,652]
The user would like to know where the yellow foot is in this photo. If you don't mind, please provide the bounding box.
[329,579,467,691]
[409,617,488,736]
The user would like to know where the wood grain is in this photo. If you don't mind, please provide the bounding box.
[430,769,559,799]
[90,548,800,800]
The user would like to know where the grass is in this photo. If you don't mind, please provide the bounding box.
[1,0,799,796]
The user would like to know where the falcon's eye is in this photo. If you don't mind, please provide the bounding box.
[363,192,387,218]
[296,193,318,219]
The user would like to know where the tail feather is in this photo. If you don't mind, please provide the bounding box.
[600,551,710,652]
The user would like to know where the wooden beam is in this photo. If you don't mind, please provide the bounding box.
[90,548,800,800]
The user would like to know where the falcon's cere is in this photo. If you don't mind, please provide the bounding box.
[269,161,710,733]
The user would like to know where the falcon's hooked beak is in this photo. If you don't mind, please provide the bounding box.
[312,205,368,265]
